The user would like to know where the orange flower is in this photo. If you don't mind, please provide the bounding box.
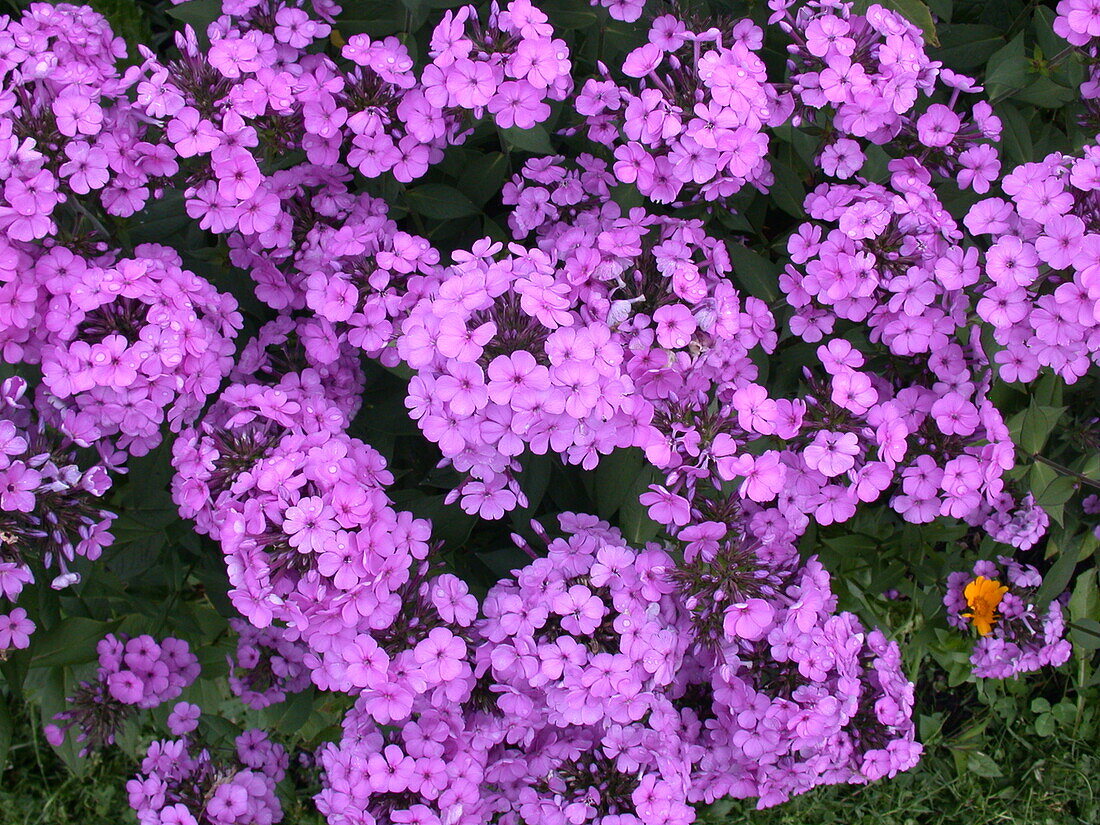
[962,576,1009,636]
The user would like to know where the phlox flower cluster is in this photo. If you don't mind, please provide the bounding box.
[682,547,921,807]
[772,0,948,146]
[1055,0,1100,132]
[0,2,181,364]
[170,378,349,541]
[136,2,402,250]
[228,314,366,422]
[793,346,1013,528]
[1054,0,1100,47]
[226,168,442,371]
[127,728,287,825]
[172,349,484,720]
[635,330,1017,538]
[4,0,1093,822]
[0,3,176,244]
[329,514,917,824]
[946,557,1073,678]
[316,698,494,825]
[966,149,1100,384]
[0,375,115,652]
[320,563,480,716]
[399,189,777,519]
[501,152,620,241]
[44,633,199,755]
[139,0,571,243]
[335,30,457,184]
[781,155,1000,359]
[475,513,696,825]
[576,14,786,204]
[36,244,241,457]
[171,377,436,694]
[135,19,300,241]
[228,617,311,710]
[424,1,572,130]
[298,196,441,367]
[964,492,1050,551]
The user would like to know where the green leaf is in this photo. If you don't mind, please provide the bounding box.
[165,0,222,31]
[965,750,1004,779]
[1052,700,1078,726]
[985,34,1028,101]
[514,453,553,515]
[1009,402,1065,454]
[128,190,193,247]
[1030,467,1075,526]
[1069,568,1099,623]
[1033,6,1065,61]
[483,216,510,243]
[458,152,509,208]
[544,0,600,29]
[768,161,805,219]
[918,712,944,743]
[499,125,556,155]
[925,0,951,21]
[335,0,424,37]
[1012,77,1077,109]
[22,665,84,774]
[263,689,317,738]
[618,469,662,545]
[87,0,154,62]
[1070,618,1100,650]
[933,25,1004,71]
[31,617,122,668]
[200,714,244,747]
[593,448,646,520]
[611,183,644,212]
[389,491,476,549]
[405,184,480,220]
[1034,371,1065,408]
[725,241,779,302]
[1034,712,1055,737]
[1036,542,1079,609]
[995,103,1034,168]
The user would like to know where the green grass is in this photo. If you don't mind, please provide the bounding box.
[711,727,1099,825]
[0,706,129,825]
[0,699,326,825]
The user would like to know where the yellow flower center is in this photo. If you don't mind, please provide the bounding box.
[962,576,1009,636]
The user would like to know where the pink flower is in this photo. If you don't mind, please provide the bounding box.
[803,430,860,478]
[107,670,145,704]
[166,108,221,157]
[622,43,663,77]
[446,59,497,108]
[916,104,961,148]
[639,485,691,526]
[413,627,466,682]
[725,452,785,502]
[282,496,338,553]
[0,607,34,650]
[723,598,775,641]
[653,304,697,348]
[52,89,103,137]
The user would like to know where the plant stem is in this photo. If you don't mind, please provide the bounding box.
[1027,451,1100,490]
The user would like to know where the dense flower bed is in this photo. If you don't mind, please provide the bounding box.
[1,1,1098,824]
